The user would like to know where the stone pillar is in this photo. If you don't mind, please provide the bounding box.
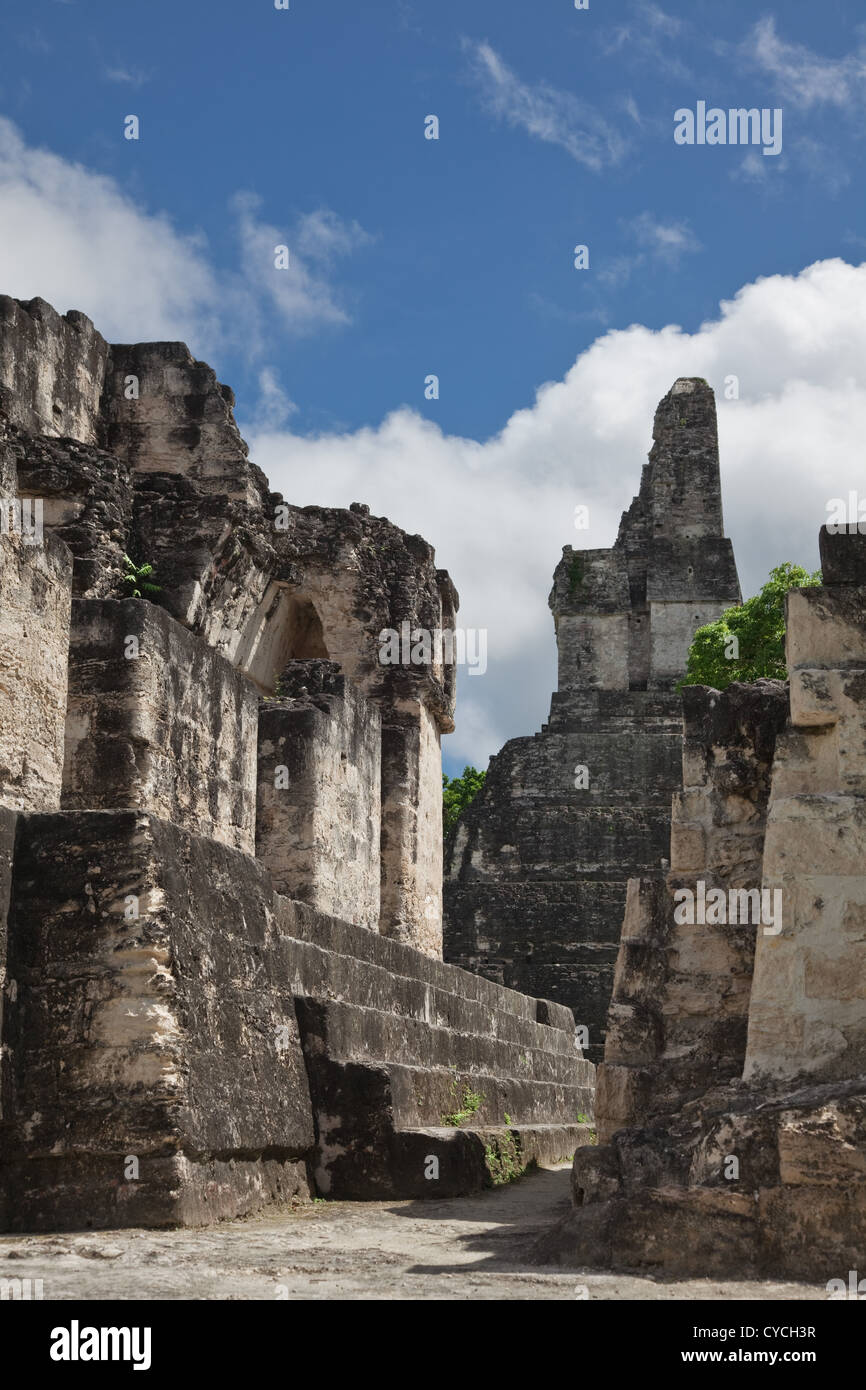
[380,701,444,956]
[596,680,788,1142]
[256,661,381,929]
[745,528,866,1085]
[0,432,73,814]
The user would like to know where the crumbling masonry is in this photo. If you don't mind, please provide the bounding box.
[535,525,866,1280]
[0,295,593,1230]
[444,378,742,1061]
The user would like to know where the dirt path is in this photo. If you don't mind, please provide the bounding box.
[0,1165,827,1300]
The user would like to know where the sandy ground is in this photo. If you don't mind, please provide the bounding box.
[0,1165,829,1301]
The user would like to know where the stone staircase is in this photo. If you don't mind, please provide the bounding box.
[279,903,595,1198]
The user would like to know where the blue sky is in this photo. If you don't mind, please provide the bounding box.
[1,1,866,771]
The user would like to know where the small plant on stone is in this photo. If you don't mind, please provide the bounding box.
[441,1079,484,1127]
[121,554,161,601]
[577,1112,591,1124]
[484,1132,532,1187]
[504,1113,512,1127]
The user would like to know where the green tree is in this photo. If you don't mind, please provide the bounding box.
[680,562,821,691]
[443,765,486,835]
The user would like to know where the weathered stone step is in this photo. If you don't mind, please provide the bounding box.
[278,897,576,1032]
[283,935,582,1058]
[386,1062,593,1129]
[321,1123,593,1200]
[296,996,587,1086]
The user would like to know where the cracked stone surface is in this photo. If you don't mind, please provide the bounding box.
[0,1166,826,1301]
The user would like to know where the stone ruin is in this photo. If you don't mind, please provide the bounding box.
[535,523,866,1280]
[444,378,742,1061]
[0,295,593,1231]
[0,295,861,1282]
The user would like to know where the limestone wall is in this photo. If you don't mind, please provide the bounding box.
[62,599,258,853]
[257,660,381,928]
[102,342,259,505]
[0,433,73,814]
[0,810,315,1230]
[535,526,866,1280]
[0,809,594,1228]
[0,297,108,443]
[745,529,866,1085]
[596,679,788,1142]
[0,294,457,953]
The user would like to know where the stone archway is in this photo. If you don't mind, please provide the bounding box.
[233,582,329,693]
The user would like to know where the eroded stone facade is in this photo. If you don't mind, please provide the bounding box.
[444,379,742,1060]
[0,294,594,1230]
[536,525,866,1280]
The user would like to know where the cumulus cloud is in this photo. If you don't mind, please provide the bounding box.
[464,39,629,172]
[0,117,368,351]
[1,119,862,775]
[0,115,220,344]
[244,259,866,770]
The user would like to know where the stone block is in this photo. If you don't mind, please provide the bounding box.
[0,810,315,1230]
[0,529,73,812]
[257,661,380,929]
[62,599,257,852]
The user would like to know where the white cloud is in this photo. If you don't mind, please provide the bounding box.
[245,258,866,769]
[254,367,298,430]
[0,115,220,345]
[232,192,369,340]
[746,17,866,110]
[639,2,681,37]
[598,3,694,82]
[0,117,368,351]
[464,40,628,172]
[103,65,150,87]
[730,151,775,184]
[629,212,701,264]
[599,212,701,286]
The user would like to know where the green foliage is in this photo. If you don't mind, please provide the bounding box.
[441,1080,484,1127]
[680,563,822,692]
[442,765,486,835]
[121,554,162,601]
[484,1132,534,1187]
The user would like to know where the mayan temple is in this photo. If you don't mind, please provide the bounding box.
[0,294,863,1297]
[0,295,593,1231]
[444,378,742,1061]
